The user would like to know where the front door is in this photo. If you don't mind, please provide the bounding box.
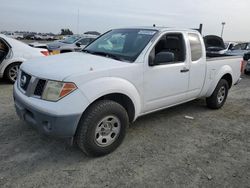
[143,33,189,112]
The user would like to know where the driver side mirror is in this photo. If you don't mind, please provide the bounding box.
[76,42,81,47]
[149,52,175,66]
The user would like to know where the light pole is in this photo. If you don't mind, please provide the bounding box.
[77,9,80,35]
[221,22,226,38]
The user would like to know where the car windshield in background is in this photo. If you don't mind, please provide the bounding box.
[83,29,157,62]
[62,36,81,44]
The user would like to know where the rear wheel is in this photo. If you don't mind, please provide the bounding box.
[206,79,229,109]
[5,62,21,83]
[76,100,129,157]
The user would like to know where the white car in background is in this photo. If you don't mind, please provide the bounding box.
[219,42,237,54]
[5,32,24,40]
[0,34,49,83]
[47,35,98,54]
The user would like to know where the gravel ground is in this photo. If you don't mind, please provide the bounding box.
[0,76,250,188]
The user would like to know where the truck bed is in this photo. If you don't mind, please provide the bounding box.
[206,55,242,62]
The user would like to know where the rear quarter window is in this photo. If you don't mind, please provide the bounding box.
[188,33,202,61]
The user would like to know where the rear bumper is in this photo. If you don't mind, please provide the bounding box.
[13,83,88,138]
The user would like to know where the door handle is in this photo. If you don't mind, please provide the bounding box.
[180,68,189,73]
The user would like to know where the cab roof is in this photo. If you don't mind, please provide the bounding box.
[115,26,199,33]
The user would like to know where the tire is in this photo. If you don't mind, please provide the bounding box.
[206,79,229,109]
[76,100,129,157]
[244,69,250,75]
[5,62,21,84]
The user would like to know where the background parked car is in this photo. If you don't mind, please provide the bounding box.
[28,42,48,49]
[5,32,24,40]
[0,34,49,83]
[47,35,98,54]
[23,33,36,40]
[226,42,250,56]
[243,51,250,74]
[219,42,237,54]
[34,34,55,41]
[204,35,227,57]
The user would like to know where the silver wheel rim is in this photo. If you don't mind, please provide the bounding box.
[217,86,226,104]
[9,65,19,81]
[94,115,121,147]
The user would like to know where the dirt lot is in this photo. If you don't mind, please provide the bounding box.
[0,76,250,188]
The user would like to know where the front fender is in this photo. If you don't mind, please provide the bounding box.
[78,77,142,119]
[205,65,233,97]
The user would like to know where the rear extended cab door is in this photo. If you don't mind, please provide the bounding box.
[186,32,207,99]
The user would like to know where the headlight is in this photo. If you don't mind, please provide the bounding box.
[42,81,77,101]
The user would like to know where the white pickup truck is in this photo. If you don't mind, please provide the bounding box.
[13,27,242,156]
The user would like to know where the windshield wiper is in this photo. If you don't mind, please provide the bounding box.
[82,49,92,54]
[83,50,124,61]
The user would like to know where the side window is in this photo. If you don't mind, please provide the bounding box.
[0,38,8,51]
[78,38,91,45]
[188,33,202,61]
[241,43,248,50]
[150,33,186,64]
[232,44,241,50]
[0,38,9,62]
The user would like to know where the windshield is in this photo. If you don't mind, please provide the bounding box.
[62,36,81,44]
[84,29,157,62]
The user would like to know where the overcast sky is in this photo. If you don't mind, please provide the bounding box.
[0,0,249,41]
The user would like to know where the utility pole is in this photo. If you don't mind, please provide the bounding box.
[221,22,226,38]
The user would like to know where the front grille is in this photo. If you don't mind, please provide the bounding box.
[20,71,31,91]
[34,79,46,96]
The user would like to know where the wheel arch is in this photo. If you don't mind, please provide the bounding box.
[205,65,233,97]
[1,57,25,76]
[76,77,142,122]
[3,61,22,77]
[90,93,135,123]
[221,73,232,89]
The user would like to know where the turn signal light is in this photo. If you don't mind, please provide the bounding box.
[41,50,49,56]
[59,83,77,98]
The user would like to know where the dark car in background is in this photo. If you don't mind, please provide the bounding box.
[204,35,229,57]
[243,51,250,74]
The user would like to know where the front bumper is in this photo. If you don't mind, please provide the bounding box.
[13,83,88,137]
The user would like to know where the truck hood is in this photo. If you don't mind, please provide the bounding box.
[21,52,132,81]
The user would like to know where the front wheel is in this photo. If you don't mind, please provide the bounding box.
[206,79,229,109]
[76,100,129,157]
